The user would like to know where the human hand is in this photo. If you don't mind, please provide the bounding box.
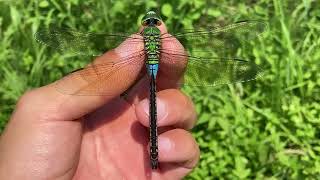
[0,22,199,180]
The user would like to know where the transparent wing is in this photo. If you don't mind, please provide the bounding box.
[160,52,263,86]
[161,21,268,57]
[34,27,144,56]
[55,51,146,95]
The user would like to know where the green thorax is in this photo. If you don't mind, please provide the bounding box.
[143,26,161,65]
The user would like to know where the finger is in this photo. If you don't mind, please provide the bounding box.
[157,20,187,89]
[135,89,197,130]
[155,129,200,178]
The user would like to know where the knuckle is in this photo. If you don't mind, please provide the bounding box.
[16,89,38,108]
[15,88,62,121]
[176,129,200,168]
[164,89,197,129]
[186,133,198,154]
[175,129,197,150]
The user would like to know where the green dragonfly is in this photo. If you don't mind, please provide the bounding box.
[34,11,267,169]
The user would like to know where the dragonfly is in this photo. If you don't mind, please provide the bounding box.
[34,11,267,169]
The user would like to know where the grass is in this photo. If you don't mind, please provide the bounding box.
[0,0,320,179]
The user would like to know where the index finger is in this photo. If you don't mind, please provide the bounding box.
[157,21,188,90]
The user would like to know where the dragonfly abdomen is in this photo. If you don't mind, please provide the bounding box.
[143,26,161,77]
[143,25,161,169]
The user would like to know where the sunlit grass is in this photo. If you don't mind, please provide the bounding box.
[0,0,319,179]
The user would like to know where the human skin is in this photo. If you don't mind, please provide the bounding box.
[0,22,199,180]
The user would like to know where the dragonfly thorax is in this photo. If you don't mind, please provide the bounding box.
[143,26,161,77]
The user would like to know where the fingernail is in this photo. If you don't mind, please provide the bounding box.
[141,98,168,123]
[158,136,172,152]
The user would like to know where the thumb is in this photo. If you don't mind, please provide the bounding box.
[43,35,145,121]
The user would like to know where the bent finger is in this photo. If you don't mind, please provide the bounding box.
[154,129,200,178]
[136,89,197,130]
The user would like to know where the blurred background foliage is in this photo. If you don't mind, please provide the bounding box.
[0,0,319,179]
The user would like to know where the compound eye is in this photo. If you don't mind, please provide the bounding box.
[142,21,148,26]
[156,21,162,26]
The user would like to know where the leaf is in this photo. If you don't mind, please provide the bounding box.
[161,3,172,17]
[39,0,49,8]
[233,156,251,178]
[208,9,221,17]
[10,6,20,27]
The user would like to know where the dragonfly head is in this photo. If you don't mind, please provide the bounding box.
[141,11,162,27]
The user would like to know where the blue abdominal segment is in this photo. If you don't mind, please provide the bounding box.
[147,64,159,77]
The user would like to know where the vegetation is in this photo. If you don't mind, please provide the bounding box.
[0,0,319,179]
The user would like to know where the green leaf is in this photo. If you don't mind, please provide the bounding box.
[39,0,49,8]
[112,1,125,13]
[161,3,172,17]
[10,6,20,27]
[208,9,221,17]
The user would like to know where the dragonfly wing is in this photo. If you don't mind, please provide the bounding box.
[160,52,263,86]
[55,51,146,95]
[35,27,144,56]
[160,21,268,57]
